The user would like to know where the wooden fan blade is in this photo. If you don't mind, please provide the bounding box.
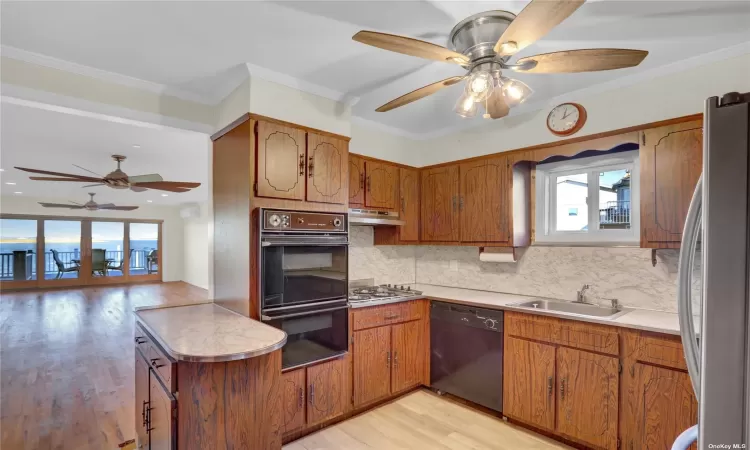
[486,91,510,119]
[494,0,586,56]
[16,167,102,182]
[128,174,163,183]
[98,205,139,211]
[29,177,99,183]
[134,181,201,189]
[38,202,85,209]
[376,76,465,112]
[82,183,106,188]
[516,48,648,73]
[97,203,116,208]
[353,31,470,65]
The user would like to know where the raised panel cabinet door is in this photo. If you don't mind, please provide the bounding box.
[349,154,366,206]
[459,157,510,243]
[391,320,425,393]
[557,347,619,450]
[640,121,702,248]
[256,121,307,201]
[148,371,176,450]
[353,326,391,407]
[281,368,306,434]
[421,165,460,242]
[365,161,399,209]
[632,364,697,450]
[134,351,150,449]
[307,357,347,426]
[503,337,556,431]
[306,133,348,204]
[399,167,420,242]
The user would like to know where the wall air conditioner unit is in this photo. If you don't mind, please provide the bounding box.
[180,203,201,219]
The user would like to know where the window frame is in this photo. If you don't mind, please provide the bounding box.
[535,150,640,245]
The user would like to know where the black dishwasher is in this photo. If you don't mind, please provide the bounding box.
[430,301,503,412]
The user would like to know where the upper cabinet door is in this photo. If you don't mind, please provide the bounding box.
[640,121,702,248]
[306,133,348,204]
[349,154,366,206]
[421,165,460,242]
[399,167,420,242]
[459,157,510,243]
[556,347,619,450]
[365,161,399,209]
[256,121,307,201]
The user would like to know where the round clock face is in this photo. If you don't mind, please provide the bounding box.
[547,103,585,136]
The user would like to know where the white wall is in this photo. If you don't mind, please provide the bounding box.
[349,122,422,167]
[415,52,750,166]
[182,203,210,290]
[0,195,185,282]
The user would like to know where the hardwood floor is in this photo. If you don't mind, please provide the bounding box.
[284,390,571,450]
[0,282,208,450]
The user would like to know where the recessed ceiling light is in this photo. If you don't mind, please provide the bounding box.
[147,200,153,203]
[5,182,16,185]
[161,194,168,197]
[13,191,22,194]
[132,145,141,148]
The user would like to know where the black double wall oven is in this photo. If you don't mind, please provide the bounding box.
[258,209,349,370]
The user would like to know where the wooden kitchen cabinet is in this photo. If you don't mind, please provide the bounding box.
[281,368,306,434]
[398,167,420,242]
[349,154,365,206]
[503,336,556,432]
[306,357,347,427]
[421,165,460,242]
[353,326,391,406]
[148,374,177,450]
[459,156,510,243]
[255,121,307,201]
[307,132,348,204]
[391,320,425,393]
[365,161,399,210]
[640,120,703,248]
[135,350,151,449]
[557,347,619,450]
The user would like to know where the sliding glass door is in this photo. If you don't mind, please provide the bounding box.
[129,222,161,281]
[0,218,39,289]
[39,219,86,288]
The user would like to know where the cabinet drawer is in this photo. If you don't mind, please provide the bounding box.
[506,311,619,356]
[135,322,177,392]
[506,311,560,343]
[352,300,423,331]
[634,333,687,371]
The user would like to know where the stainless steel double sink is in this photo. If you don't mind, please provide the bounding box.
[510,299,633,320]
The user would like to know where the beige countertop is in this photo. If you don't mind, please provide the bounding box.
[135,303,287,362]
[412,283,698,336]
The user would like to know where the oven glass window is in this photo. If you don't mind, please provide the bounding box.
[266,306,348,369]
[263,245,347,307]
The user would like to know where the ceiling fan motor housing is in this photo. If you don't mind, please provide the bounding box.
[448,11,516,63]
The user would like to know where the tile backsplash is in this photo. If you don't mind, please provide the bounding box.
[348,226,683,312]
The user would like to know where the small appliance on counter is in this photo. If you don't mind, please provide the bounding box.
[347,280,422,307]
[257,208,350,370]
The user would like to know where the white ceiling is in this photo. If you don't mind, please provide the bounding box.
[2,1,750,136]
[0,102,209,205]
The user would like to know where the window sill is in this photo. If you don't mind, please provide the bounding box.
[531,240,640,248]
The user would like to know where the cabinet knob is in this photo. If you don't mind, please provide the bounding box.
[299,154,305,176]
[134,337,146,344]
[308,157,314,178]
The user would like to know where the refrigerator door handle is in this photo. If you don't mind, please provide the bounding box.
[677,176,703,399]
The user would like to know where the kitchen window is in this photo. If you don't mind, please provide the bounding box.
[535,150,640,244]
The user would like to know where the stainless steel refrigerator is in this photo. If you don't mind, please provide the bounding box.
[676,91,750,448]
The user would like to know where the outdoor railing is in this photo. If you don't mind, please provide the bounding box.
[599,200,631,226]
[0,249,155,278]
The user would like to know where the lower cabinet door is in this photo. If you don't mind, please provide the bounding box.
[307,357,347,427]
[281,368,306,434]
[557,347,619,450]
[503,336,556,431]
[135,350,150,449]
[633,363,697,450]
[353,326,391,407]
[148,371,176,450]
[391,320,424,393]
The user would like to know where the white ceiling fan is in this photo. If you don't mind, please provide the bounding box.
[352,0,648,119]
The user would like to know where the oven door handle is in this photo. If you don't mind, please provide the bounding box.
[262,305,350,321]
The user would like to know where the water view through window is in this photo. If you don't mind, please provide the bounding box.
[0,219,38,281]
[130,223,159,275]
[44,220,81,280]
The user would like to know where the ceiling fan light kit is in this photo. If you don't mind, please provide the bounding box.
[352,0,647,120]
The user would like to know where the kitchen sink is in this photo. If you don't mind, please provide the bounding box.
[511,299,633,319]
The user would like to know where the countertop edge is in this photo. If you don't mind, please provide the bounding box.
[134,306,288,363]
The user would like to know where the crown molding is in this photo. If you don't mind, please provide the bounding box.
[1,45,217,105]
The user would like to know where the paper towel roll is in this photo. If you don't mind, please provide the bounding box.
[479,251,516,263]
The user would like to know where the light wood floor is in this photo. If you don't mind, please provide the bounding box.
[284,390,571,450]
[0,282,208,450]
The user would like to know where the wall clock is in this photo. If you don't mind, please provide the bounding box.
[547,103,587,137]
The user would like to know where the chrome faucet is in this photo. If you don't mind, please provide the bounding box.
[575,284,593,305]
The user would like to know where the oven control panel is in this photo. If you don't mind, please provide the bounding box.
[263,210,346,232]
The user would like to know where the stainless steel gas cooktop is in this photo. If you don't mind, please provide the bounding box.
[348,284,423,307]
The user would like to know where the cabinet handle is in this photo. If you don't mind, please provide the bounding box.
[308,157,314,178]
[384,314,400,320]
[547,376,553,402]
[141,400,150,427]
[386,351,391,368]
[360,173,365,190]
[366,176,371,192]
[134,336,146,344]
[309,384,314,405]
[298,387,303,408]
[401,197,405,213]
[459,197,464,211]
[150,358,165,369]
[630,365,635,377]
[560,378,566,400]
[452,196,457,211]
[299,154,305,176]
[394,351,399,367]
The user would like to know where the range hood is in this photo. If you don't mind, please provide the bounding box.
[348,209,405,226]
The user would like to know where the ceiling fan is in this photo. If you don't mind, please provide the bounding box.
[39,193,139,211]
[15,155,201,193]
[352,0,648,119]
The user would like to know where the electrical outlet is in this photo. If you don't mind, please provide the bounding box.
[449,260,459,271]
